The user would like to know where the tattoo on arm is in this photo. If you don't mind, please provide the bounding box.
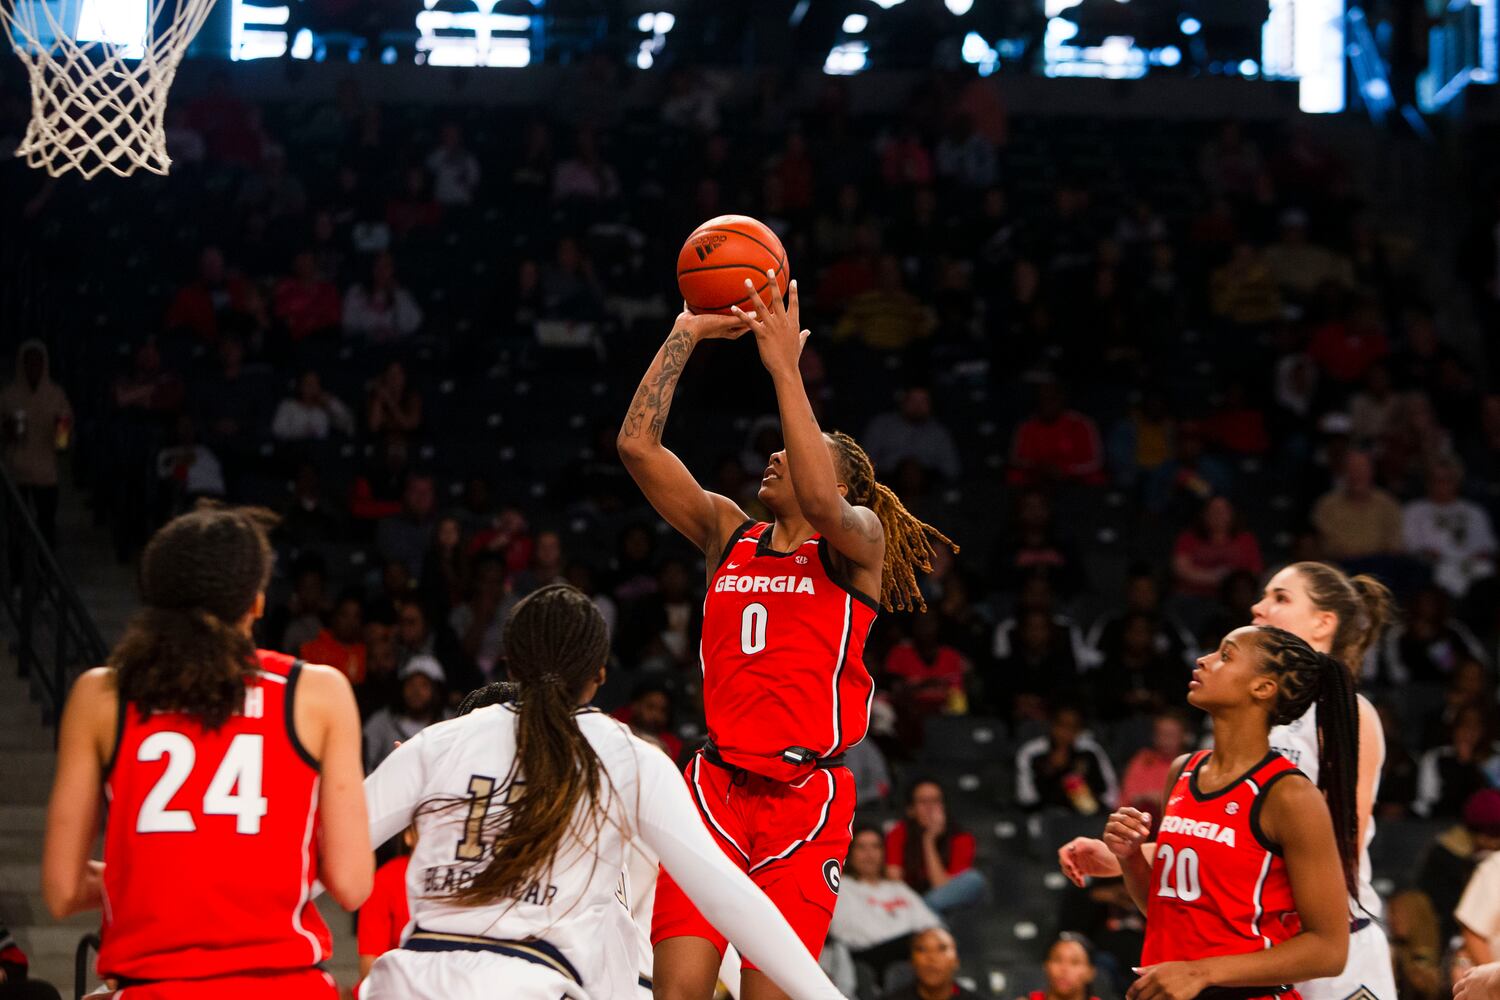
[622,328,694,444]
[841,504,884,543]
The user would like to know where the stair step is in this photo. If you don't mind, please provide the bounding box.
[0,806,48,834]
[0,750,56,805]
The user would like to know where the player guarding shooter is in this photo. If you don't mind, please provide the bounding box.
[359,584,847,1000]
[1061,562,1396,1000]
[618,272,956,1000]
[41,505,372,999]
[1106,626,1360,1000]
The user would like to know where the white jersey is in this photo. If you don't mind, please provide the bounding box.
[363,705,844,1000]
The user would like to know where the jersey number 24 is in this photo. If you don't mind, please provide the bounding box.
[134,732,269,835]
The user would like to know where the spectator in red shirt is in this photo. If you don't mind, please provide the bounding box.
[1202,382,1270,456]
[356,831,414,993]
[350,432,412,523]
[611,680,683,762]
[165,245,256,341]
[1009,379,1105,487]
[1171,496,1263,598]
[885,614,969,736]
[1118,709,1193,812]
[299,589,368,685]
[385,166,442,240]
[885,779,988,916]
[1308,295,1391,387]
[273,250,342,343]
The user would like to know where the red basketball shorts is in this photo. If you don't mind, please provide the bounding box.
[650,750,855,967]
[113,968,338,1000]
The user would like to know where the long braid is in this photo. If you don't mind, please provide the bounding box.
[828,431,958,612]
[1253,625,1361,899]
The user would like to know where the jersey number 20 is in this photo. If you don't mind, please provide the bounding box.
[135,732,269,835]
[1155,844,1202,901]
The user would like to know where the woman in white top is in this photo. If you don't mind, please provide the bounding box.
[1060,561,1397,1000]
[830,825,942,980]
[361,584,845,1000]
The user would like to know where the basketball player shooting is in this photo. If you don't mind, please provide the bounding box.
[618,272,955,1000]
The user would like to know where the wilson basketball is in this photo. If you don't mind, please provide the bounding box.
[677,215,790,315]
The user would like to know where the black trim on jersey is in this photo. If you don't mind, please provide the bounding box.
[817,537,881,612]
[755,523,802,558]
[101,682,129,780]
[716,520,757,569]
[285,659,320,771]
[1248,767,1304,856]
[1189,751,1280,802]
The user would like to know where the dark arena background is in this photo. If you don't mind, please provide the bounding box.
[2,0,1500,997]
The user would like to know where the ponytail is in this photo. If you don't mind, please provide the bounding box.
[1252,626,1361,898]
[1286,562,1394,672]
[423,584,612,908]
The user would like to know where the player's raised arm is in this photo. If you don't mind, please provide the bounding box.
[734,275,881,572]
[617,307,752,557]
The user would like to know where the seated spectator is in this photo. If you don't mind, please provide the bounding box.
[357,829,414,990]
[990,577,1092,718]
[1087,566,1196,672]
[1308,295,1391,388]
[367,360,423,436]
[1201,382,1270,456]
[1118,710,1192,810]
[1458,814,1500,966]
[112,339,186,416]
[1422,660,1495,750]
[1019,933,1101,1000]
[164,245,255,340]
[450,553,511,680]
[1349,363,1399,446]
[359,603,401,720]
[1416,789,1500,944]
[620,558,700,673]
[271,370,355,442]
[1404,457,1497,598]
[885,614,970,735]
[611,681,682,761]
[863,385,962,481]
[884,928,979,1000]
[1171,496,1264,598]
[154,416,226,513]
[1016,704,1118,814]
[395,597,475,694]
[539,237,606,321]
[343,252,423,343]
[552,127,619,203]
[1209,243,1282,328]
[1008,378,1105,487]
[362,654,448,771]
[273,250,341,343]
[833,254,936,353]
[1388,891,1445,1000]
[831,825,944,983]
[385,166,442,239]
[1414,705,1500,819]
[1377,588,1489,688]
[1106,390,1175,488]
[299,589,367,685]
[262,553,327,654]
[508,528,568,596]
[278,463,343,548]
[1144,422,1234,518]
[237,144,307,220]
[992,491,1085,597]
[350,432,412,522]
[419,515,468,612]
[884,779,987,916]
[425,123,480,207]
[1310,450,1403,561]
[1262,209,1354,302]
[376,473,437,578]
[0,919,63,1000]
[1097,616,1186,722]
[195,334,269,469]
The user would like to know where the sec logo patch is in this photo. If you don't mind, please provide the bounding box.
[823,858,841,894]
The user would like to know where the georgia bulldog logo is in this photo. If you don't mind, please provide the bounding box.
[1225,801,1240,815]
[822,859,841,894]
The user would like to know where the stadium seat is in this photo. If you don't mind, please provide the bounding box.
[920,716,1008,764]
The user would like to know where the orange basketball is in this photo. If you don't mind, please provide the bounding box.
[677,215,790,316]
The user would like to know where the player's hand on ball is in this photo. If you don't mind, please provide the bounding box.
[1128,962,1209,1000]
[676,304,748,341]
[1103,806,1152,860]
[732,273,809,378]
[1058,836,1122,887]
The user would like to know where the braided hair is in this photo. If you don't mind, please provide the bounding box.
[438,583,613,907]
[111,503,278,730]
[827,430,958,612]
[1252,625,1361,898]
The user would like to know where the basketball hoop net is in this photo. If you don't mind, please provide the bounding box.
[0,0,217,179]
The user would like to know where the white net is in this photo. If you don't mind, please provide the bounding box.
[0,0,217,179]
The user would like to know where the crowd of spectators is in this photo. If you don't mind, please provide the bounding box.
[3,65,1500,997]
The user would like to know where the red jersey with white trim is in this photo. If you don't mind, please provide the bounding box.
[1141,750,1305,1000]
[99,650,331,982]
[700,521,878,782]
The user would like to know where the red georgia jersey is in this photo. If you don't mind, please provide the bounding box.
[700,521,878,781]
[1141,750,1305,1000]
[99,650,331,982]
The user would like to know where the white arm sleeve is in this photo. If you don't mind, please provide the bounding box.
[635,751,846,1000]
[364,729,431,848]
